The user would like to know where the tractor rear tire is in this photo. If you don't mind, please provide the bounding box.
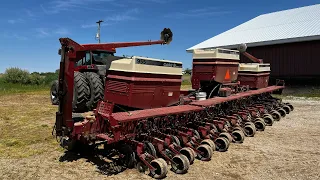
[73,72,90,112]
[83,72,104,110]
[50,80,59,105]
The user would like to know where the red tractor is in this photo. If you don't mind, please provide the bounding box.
[50,28,173,112]
[53,31,294,178]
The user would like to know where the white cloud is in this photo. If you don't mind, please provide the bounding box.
[128,0,171,4]
[35,28,50,37]
[33,27,70,37]
[12,34,28,40]
[24,9,35,17]
[54,28,69,35]
[2,33,28,40]
[104,8,139,22]
[81,8,139,28]
[41,0,115,14]
[165,7,233,19]
[7,10,36,25]
[7,18,24,24]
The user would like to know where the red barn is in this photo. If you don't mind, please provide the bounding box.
[187,4,320,85]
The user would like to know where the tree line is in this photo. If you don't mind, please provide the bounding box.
[1,67,192,86]
[1,67,58,85]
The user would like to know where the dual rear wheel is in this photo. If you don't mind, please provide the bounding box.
[50,71,105,112]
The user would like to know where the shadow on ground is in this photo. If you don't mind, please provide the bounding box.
[59,147,128,176]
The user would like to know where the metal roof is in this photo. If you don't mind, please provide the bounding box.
[187,4,320,52]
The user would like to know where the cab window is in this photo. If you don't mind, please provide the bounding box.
[76,57,84,67]
[92,51,114,65]
[84,52,92,65]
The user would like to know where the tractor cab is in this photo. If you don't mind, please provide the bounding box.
[76,50,115,67]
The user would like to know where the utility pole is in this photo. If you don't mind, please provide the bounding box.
[96,20,103,43]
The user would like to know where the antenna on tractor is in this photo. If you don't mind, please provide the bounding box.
[96,20,103,43]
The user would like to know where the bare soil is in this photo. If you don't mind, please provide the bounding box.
[0,93,320,180]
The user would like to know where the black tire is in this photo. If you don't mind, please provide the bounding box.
[137,161,147,173]
[196,144,213,161]
[254,119,266,131]
[271,110,281,121]
[232,130,245,143]
[180,147,195,164]
[171,154,190,174]
[144,141,157,157]
[150,158,168,179]
[171,135,181,147]
[201,139,216,151]
[73,72,90,112]
[60,137,78,151]
[263,115,274,126]
[193,129,201,139]
[50,80,59,105]
[219,132,233,143]
[282,105,291,114]
[277,108,287,118]
[233,126,244,134]
[215,137,229,152]
[118,144,136,169]
[285,102,294,111]
[244,124,256,137]
[83,72,104,110]
[245,121,255,127]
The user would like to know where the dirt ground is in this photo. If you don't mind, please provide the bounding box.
[0,93,320,180]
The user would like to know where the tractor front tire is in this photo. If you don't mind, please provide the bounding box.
[73,72,90,112]
[83,72,104,110]
[50,80,59,105]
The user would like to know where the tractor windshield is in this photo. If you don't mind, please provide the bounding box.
[75,50,116,66]
[92,51,114,65]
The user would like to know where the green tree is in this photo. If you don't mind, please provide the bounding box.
[3,67,30,84]
[184,68,192,75]
[28,73,43,85]
[31,72,40,75]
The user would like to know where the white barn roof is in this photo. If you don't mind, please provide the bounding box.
[187,4,320,52]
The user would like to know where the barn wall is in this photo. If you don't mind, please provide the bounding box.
[240,40,320,78]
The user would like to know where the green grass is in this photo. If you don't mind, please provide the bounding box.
[0,78,49,96]
[287,91,320,98]
[280,86,320,98]
[0,90,61,158]
[182,74,191,86]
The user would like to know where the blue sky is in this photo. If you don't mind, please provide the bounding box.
[0,0,319,73]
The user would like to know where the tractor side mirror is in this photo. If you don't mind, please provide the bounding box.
[58,48,61,55]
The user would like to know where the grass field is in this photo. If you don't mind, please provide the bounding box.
[0,78,48,96]
[0,78,59,158]
[0,91,60,158]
